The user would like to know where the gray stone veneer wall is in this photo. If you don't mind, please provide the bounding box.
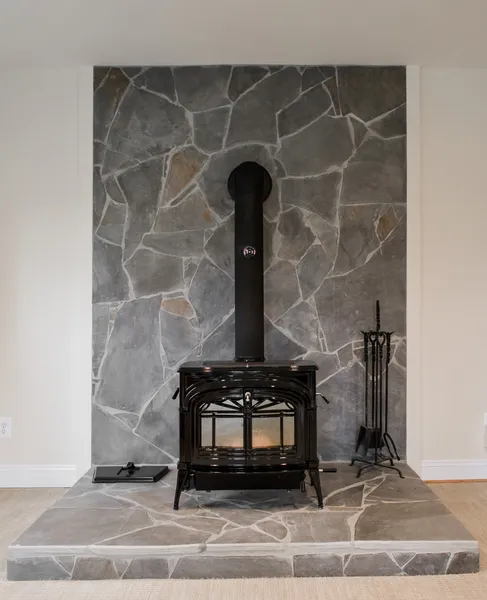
[92,66,406,464]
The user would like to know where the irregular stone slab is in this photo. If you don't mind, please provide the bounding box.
[393,552,415,568]
[297,245,333,299]
[264,260,301,322]
[324,75,340,114]
[174,66,231,111]
[317,362,362,460]
[334,205,381,275]
[104,523,211,546]
[306,351,340,385]
[325,483,364,507]
[294,554,343,577]
[280,172,341,222]
[94,68,130,142]
[135,375,180,459]
[120,67,145,79]
[94,66,110,91]
[306,214,338,261]
[367,476,439,503]
[337,66,406,122]
[171,556,292,579]
[143,231,204,257]
[93,236,129,303]
[72,558,118,580]
[277,114,353,176]
[301,67,327,92]
[162,146,207,203]
[265,318,306,359]
[175,515,227,535]
[369,103,406,138]
[227,67,301,145]
[228,66,269,101]
[376,205,400,242]
[276,301,321,351]
[117,159,163,259]
[188,258,234,336]
[155,187,215,232]
[199,144,278,219]
[402,553,449,576]
[315,221,406,351]
[105,176,126,206]
[7,557,71,581]
[447,551,480,574]
[257,519,288,540]
[56,490,133,509]
[13,504,151,546]
[160,309,200,365]
[95,297,164,413]
[97,201,126,246]
[204,215,234,278]
[202,313,235,360]
[355,501,476,542]
[345,553,401,576]
[123,558,170,579]
[126,250,183,296]
[92,304,110,376]
[104,87,189,176]
[278,85,332,138]
[193,106,231,152]
[160,297,193,318]
[341,136,405,205]
[93,167,106,229]
[210,526,276,544]
[92,405,171,464]
[337,344,354,368]
[281,511,352,543]
[133,67,175,101]
[277,208,315,261]
[349,116,368,148]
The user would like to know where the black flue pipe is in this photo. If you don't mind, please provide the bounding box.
[228,162,272,362]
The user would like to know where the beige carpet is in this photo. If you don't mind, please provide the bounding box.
[0,482,486,599]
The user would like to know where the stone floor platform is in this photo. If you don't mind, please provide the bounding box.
[7,463,479,580]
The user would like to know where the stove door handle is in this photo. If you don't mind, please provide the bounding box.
[172,387,180,400]
[318,393,330,404]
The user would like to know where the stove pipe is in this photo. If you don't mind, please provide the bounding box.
[228,162,272,362]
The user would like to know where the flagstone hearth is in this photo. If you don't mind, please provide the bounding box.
[7,464,478,580]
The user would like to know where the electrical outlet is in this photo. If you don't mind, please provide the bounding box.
[0,418,12,438]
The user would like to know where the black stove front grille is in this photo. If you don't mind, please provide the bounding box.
[173,361,326,509]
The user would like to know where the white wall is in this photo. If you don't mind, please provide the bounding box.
[0,67,92,486]
[420,68,487,479]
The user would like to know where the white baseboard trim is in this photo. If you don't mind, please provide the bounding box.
[422,459,487,481]
[0,465,78,488]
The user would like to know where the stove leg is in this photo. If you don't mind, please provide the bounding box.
[173,469,189,510]
[309,468,324,509]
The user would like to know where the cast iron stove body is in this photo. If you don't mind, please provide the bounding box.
[173,162,329,509]
[173,360,323,509]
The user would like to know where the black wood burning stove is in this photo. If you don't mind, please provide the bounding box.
[173,162,333,510]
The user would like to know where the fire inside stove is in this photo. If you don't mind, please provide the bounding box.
[200,393,295,450]
[173,162,333,510]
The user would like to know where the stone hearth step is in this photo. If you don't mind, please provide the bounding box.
[7,463,479,580]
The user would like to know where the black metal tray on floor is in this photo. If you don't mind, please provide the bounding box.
[92,464,169,483]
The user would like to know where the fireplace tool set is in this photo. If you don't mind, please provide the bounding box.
[350,301,403,478]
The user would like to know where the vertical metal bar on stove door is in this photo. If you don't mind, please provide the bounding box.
[280,413,284,448]
[211,413,216,449]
